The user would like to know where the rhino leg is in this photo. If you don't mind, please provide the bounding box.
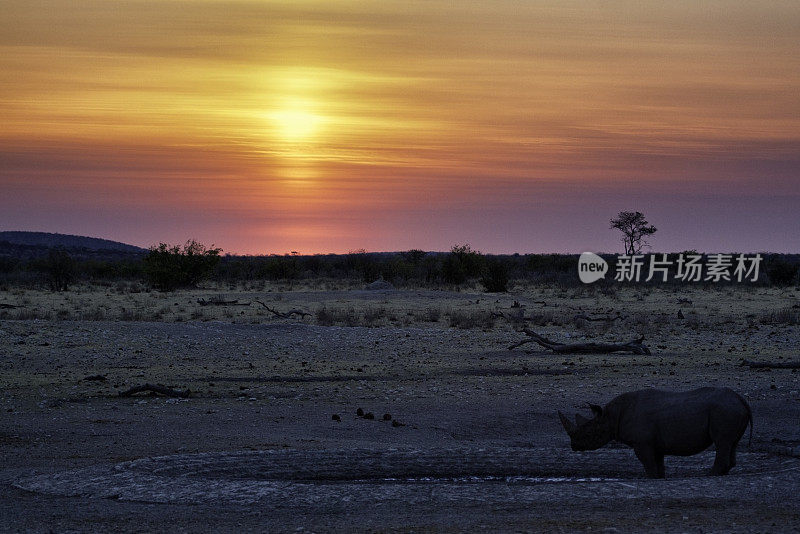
[710,443,734,475]
[656,453,665,478]
[712,434,744,475]
[708,404,749,475]
[633,444,665,479]
[709,432,744,475]
[728,433,743,469]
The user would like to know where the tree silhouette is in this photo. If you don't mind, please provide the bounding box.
[143,240,221,291]
[610,211,657,255]
[44,248,76,291]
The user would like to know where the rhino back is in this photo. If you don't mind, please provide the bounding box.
[607,387,749,455]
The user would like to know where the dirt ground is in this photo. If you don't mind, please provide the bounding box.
[1,284,799,532]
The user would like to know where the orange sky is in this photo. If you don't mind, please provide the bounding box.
[2,1,799,253]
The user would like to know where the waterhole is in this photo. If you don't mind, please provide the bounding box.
[14,447,798,506]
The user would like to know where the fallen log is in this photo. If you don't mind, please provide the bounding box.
[197,298,250,306]
[118,384,191,398]
[253,301,311,319]
[740,360,800,369]
[509,329,651,355]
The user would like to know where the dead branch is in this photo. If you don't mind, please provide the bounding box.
[740,360,800,369]
[118,383,191,398]
[253,300,311,319]
[509,329,651,355]
[0,303,21,309]
[197,298,250,306]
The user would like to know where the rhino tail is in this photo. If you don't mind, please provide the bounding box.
[736,391,754,450]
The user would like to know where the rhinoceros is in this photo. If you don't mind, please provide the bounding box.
[558,387,752,478]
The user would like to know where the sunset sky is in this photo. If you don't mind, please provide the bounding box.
[2,1,799,254]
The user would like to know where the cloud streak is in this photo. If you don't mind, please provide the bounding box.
[1,1,798,253]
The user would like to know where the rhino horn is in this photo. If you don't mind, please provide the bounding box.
[558,411,575,434]
[588,403,603,418]
[575,413,590,426]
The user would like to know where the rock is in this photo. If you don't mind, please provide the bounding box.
[331,414,341,422]
[363,412,375,420]
[364,279,395,291]
[382,413,392,421]
[356,408,364,417]
[392,419,405,427]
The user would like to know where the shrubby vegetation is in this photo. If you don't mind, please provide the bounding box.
[143,241,222,291]
[0,238,798,291]
[765,256,799,286]
[481,257,509,292]
[20,247,96,291]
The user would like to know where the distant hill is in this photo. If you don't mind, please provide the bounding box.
[0,231,146,253]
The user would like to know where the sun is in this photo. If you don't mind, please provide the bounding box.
[268,102,323,142]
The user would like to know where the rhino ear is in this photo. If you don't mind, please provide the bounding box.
[558,411,575,434]
[589,404,603,418]
[575,413,590,426]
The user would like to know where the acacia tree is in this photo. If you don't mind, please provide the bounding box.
[610,211,657,255]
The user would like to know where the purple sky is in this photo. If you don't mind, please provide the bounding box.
[2,1,798,254]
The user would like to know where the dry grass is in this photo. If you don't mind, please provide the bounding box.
[446,309,496,330]
[0,283,797,339]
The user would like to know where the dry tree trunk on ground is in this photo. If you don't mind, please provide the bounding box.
[253,301,311,319]
[197,298,250,306]
[509,329,651,355]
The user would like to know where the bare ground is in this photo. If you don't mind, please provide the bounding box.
[1,285,799,532]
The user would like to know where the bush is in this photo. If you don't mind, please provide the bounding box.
[481,258,509,292]
[345,249,381,283]
[43,248,76,291]
[143,240,221,291]
[263,256,301,280]
[442,244,484,285]
[766,257,799,286]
